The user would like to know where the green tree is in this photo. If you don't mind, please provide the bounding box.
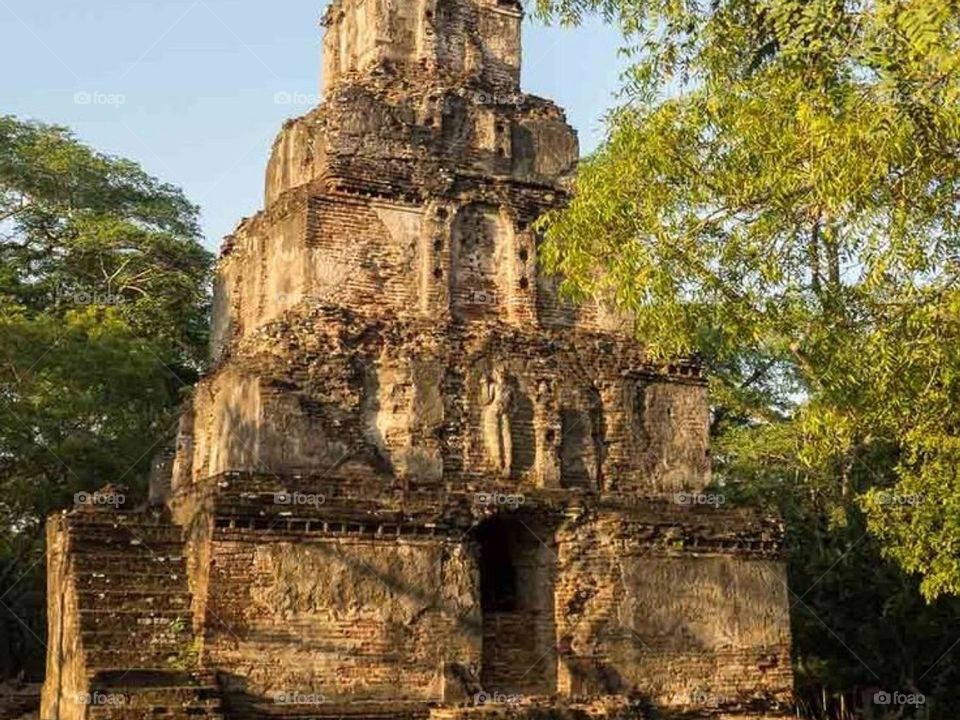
[534,0,960,713]
[0,116,212,678]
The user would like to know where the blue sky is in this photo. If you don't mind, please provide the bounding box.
[0,0,625,250]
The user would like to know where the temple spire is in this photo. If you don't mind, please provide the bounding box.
[321,0,523,93]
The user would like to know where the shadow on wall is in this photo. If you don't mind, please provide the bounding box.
[191,471,579,706]
[195,380,396,484]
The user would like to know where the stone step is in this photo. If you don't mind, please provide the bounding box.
[66,522,177,538]
[69,537,184,554]
[91,670,215,688]
[67,510,175,525]
[82,676,225,719]
[79,609,192,633]
[69,518,182,542]
[87,705,224,720]
[232,700,433,720]
[72,551,185,567]
[246,706,347,719]
[89,685,220,704]
[69,540,186,558]
[77,587,191,598]
[84,646,192,671]
[72,562,187,581]
[65,512,210,702]
[76,591,192,613]
[81,627,192,650]
[74,570,186,592]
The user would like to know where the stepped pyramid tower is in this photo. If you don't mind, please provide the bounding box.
[42,1,794,718]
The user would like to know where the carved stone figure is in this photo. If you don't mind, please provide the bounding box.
[481,366,513,477]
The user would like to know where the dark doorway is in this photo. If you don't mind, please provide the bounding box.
[475,515,557,696]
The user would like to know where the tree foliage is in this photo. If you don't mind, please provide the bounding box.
[535,0,960,595]
[534,0,960,711]
[0,116,212,678]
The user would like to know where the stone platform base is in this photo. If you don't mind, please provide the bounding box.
[215,697,791,720]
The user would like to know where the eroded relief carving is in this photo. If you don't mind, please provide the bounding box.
[481,367,513,478]
[559,387,604,489]
[361,355,409,475]
[534,379,561,487]
[471,367,610,487]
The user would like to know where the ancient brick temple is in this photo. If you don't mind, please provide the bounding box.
[41,1,794,718]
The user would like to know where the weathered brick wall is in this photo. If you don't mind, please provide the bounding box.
[43,0,795,715]
[201,531,480,704]
[220,189,614,346]
[618,380,712,492]
[168,478,789,715]
[218,189,630,355]
[554,514,793,709]
[210,191,311,360]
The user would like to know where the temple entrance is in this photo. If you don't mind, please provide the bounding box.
[475,515,557,696]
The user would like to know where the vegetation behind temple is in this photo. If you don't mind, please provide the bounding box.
[534,0,960,715]
[0,116,213,678]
